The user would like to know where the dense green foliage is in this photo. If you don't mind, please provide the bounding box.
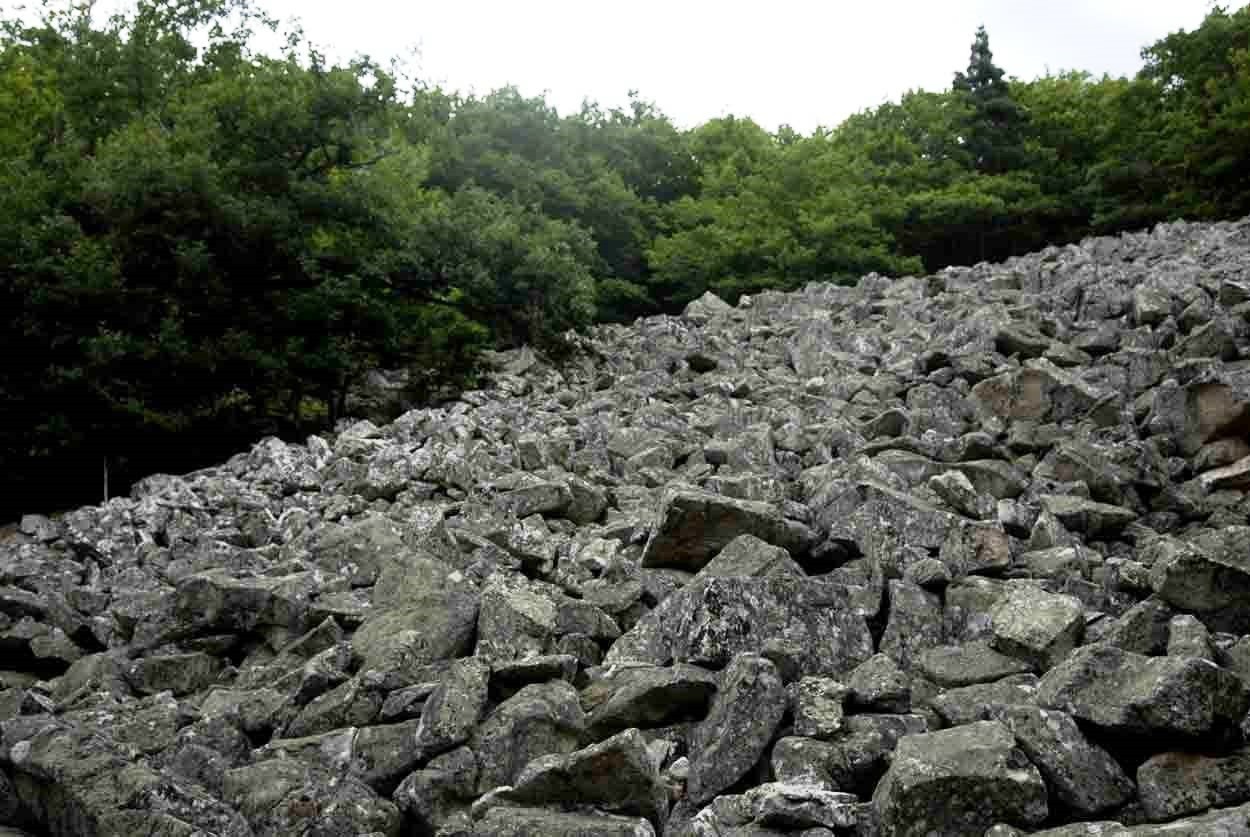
[3,0,1249,517]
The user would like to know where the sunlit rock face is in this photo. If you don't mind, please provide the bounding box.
[5,216,1250,837]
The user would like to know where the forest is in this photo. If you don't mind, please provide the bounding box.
[2,0,1249,519]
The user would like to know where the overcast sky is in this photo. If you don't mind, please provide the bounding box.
[81,0,1243,132]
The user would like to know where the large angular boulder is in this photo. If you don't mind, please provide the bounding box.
[472,805,657,837]
[970,358,1107,424]
[1136,747,1250,822]
[687,654,787,806]
[873,720,1048,837]
[470,680,587,793]
[994,705,1134,817]
[498,728,668,828]
[605,576,873,678]
[640,488,785,572]
[989,586,1085,671]
[1036,644,1250,739]
[581,663,718,735]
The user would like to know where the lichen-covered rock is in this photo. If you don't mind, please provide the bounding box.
[640,488,785,572]
[582,663,718,735]
[872,720,1048,837]
[498,728,668,828]
[1036,644,1250,739]
[687,654,787,806]
[994,705,1134,817]
[606,576,873,678]
[989,586,1085,671]
[1136,747,1250,822]
[470,680,586,793]
[472,805,657,837]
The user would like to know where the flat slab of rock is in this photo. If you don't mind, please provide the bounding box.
[873,720,1047,837]
[920,641,1033,687]
[604,576,873,678]
[641,487,785,572]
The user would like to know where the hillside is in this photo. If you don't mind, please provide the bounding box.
[6,2,1250,521]
[4,216,1250,835]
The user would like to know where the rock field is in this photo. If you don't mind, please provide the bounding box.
[5,216,1250,836]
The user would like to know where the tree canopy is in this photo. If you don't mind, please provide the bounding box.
[3,1,1250,518]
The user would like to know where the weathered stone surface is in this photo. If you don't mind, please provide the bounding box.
[790,677,849,740]
[413,657,490,762]
[990,586,1085,671]
[994,704,1134,817]
[1136,747,1250,822]
[687,654,787,806]
[472,805,656,837]
[605,576,873,678]
[873,720,1048,837]
[919,641,1033,688]
[1036,644,1250,738]
[582,663,718,734]
[470,680,586,793]
[500,728,668,828]
[640,488,785,572]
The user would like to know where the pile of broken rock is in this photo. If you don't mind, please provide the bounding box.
[5,216,1250,836]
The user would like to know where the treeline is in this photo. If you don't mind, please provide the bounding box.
[1,0,1248,518]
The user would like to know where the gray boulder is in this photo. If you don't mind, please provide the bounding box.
[605,576,873,678]
[1036,644,1250,738]
[687,654,787,806]
[640,488,785,572]
[872,720,1048,837]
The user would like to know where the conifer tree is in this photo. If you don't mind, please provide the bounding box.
[953,26,1028,174]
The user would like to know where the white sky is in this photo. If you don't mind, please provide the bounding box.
[37,0,1246,132]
